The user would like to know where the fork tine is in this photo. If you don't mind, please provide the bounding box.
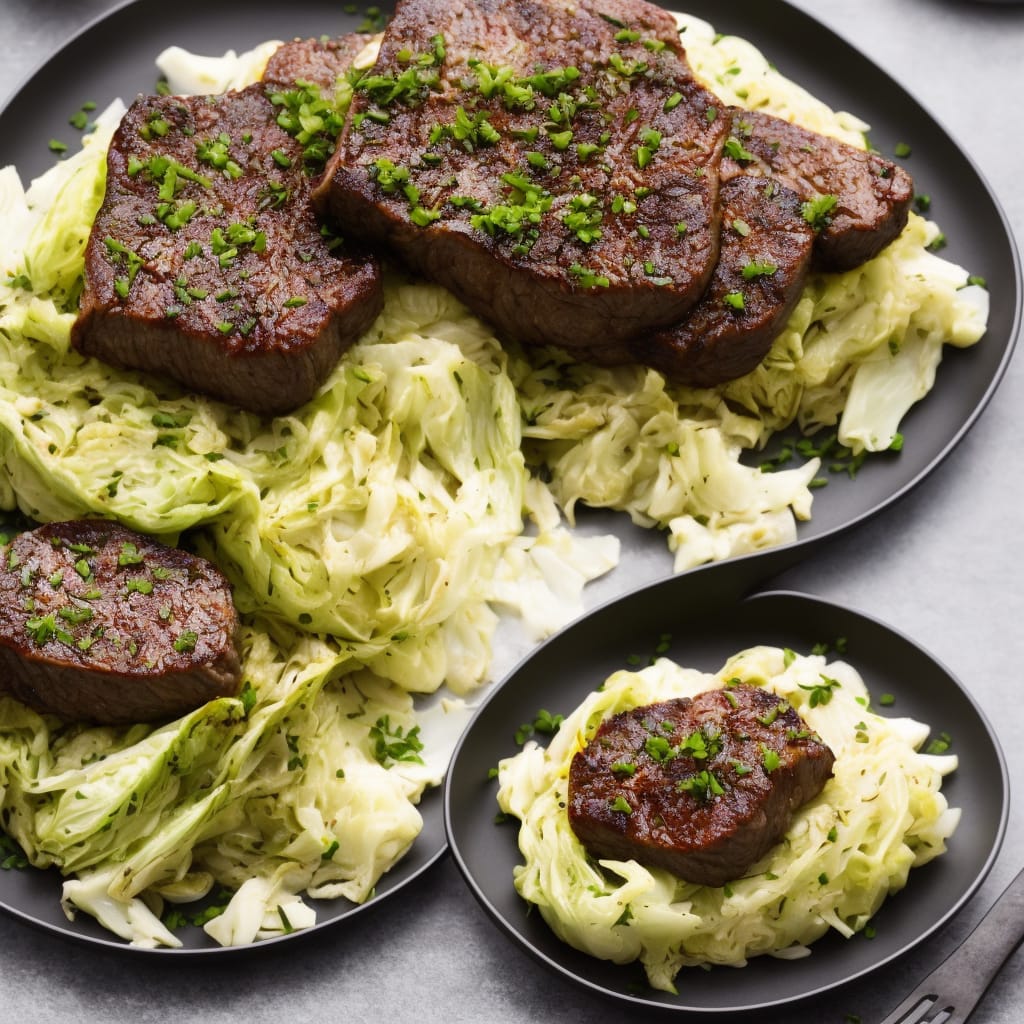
[902,998,937,1024]
[879,992,958,1024]
[885,994,937,1024]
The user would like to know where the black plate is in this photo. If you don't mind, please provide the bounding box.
[444,580,1009,1012]
[0,0,1019,955]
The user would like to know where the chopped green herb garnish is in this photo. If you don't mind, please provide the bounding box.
[569,262,610,288]
[58,605,94,625]
[25,614,57,645]
[723,136,755,162]
[675,769,724,801]
[369,714,425,766]
[801,193,839,231]
[562,192,603,243]
[644,735,677,762]
[532,708,563,735]
[117,542,145,566]
[742,260,777,279]
[679,726,723,760]
[799,674,842,707]
[173,630,198,653]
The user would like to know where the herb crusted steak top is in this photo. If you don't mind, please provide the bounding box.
[567,684,835,886]
[0,520,242,723]
[262,32,378,96]
[630,176,815,386]
[314,0,732,359]
[72,79,382,417]
[71,0,918,407]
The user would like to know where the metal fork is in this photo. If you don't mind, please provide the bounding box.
[878,864,1024,1024]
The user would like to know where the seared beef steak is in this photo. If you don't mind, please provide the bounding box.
[314,0,731,359]
[631,176,815,387]
[568,685,835,886]
[72,83,382,417]
[0,521,242,723]
[721,108,914,271]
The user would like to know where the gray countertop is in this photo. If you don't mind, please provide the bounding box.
[0,1,1022,1021]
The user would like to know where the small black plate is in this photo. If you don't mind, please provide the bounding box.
[444,580,1008,1012]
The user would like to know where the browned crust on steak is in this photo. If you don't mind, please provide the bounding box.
[314,0,731,354]
[568,685,835,887]
[630,176,814,386]
[262,33,376,93]
[721,108,914,271]
[0,521,242,724]
[72,84,382,416]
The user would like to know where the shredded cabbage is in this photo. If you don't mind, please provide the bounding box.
[0,136,611,943]
[496,646,960,993]
[0,9,987,946]
[1,624,455,948]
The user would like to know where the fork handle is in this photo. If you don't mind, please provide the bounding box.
[906,864,1024,1018]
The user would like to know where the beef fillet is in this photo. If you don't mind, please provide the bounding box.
[72,82,382,417]
[314,0,731,359]
[722,108,914,271]
[0,520,242,724]
[568,684,835,887]
[630,175,815,387]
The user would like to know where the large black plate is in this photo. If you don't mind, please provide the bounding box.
[0,0,1018,954]
[444,581,1009,1012]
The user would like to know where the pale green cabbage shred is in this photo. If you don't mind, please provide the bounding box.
[0,10,986,946]
[496,646,960,992]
